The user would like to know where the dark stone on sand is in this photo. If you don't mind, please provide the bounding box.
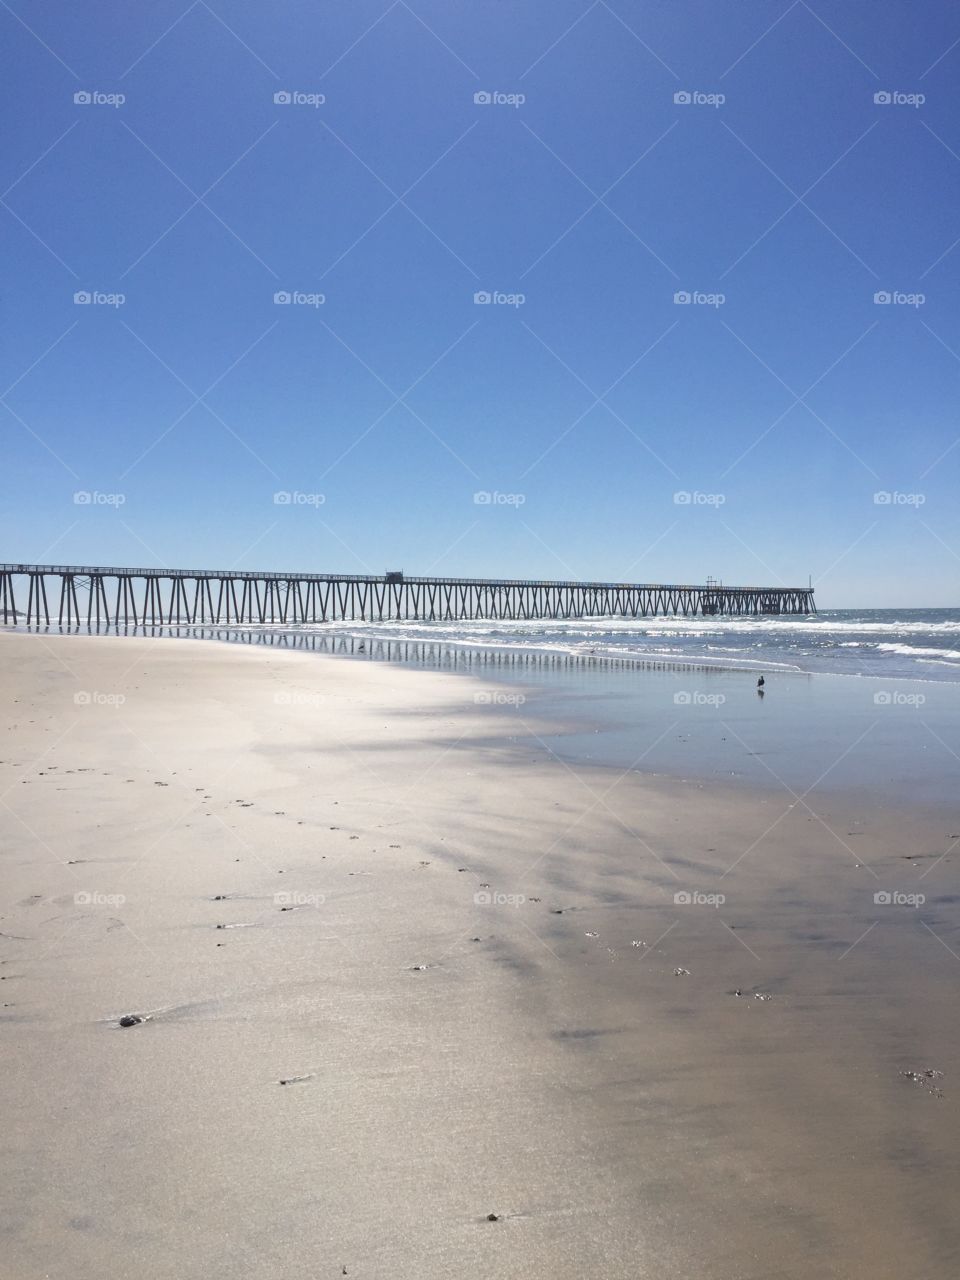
[486,1213,500,1222]
[118,1015,141,1027]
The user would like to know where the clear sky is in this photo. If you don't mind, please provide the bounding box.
[2,0,958,607]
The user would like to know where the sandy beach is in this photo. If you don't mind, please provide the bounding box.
[2,631,959,1279]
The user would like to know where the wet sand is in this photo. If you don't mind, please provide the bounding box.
[1,631,959,1279]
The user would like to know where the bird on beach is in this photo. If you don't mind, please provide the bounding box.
[757,676,765,688]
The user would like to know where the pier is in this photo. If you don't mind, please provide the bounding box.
[0,564,815,626]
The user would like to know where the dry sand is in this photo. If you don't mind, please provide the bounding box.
[1,631,959,1279]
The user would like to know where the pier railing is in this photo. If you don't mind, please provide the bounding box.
[0,563,816,626]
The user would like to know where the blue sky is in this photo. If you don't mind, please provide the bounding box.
[2,0,958,606]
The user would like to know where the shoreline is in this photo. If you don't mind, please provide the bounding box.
[8,616,960,686]
[2,631,959,1278]
[8,621,960,821]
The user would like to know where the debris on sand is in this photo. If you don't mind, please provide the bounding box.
[631,940,645,948]
[901,1068,943,1095]
[754,992,771,1001]
[410,964,428,972]
[674,967,690,976]
[584,931,598,938]
[118,1015,142,1027]
[486,1213,500,1222]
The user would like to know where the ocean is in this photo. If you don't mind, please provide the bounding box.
[281,608,960,683]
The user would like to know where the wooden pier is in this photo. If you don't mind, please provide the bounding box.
[0,564,815,626]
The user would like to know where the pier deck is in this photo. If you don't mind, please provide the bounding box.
[1,564,816,627]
